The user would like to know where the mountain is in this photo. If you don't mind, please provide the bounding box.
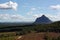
[34,15,52,24]
[0,22,33,27]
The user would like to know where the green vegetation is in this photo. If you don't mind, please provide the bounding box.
[44,36,60,40]
[0,36,16,40]
[0,21,60,40]
[0,32,18,40]
[0,21,60,35]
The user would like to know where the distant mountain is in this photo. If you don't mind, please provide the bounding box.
[0,22,33,27]
[34,15,52,24]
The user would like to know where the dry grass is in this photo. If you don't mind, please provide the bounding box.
[0,32,18,40]
[0,32,60,40]
[16,32,60,40]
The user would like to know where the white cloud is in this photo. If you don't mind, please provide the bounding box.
[32,13,60,21]
[50,5,60,10]
[27,7,38,15]
[27,11,33,15]
[0,13,60,22]
[0,14,35,22]
[0,1,18,10]
[0,14,24,20]
[31,7,36,10]
[33,14,42,18]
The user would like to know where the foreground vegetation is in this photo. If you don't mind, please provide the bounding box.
[0,21,60,35]
[0,32,19,40]
[0,32,60,40]
[0,21,60,40]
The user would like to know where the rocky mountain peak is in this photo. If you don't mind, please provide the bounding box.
[34,15,52,24]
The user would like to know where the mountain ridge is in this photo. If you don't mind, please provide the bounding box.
[34,15,52,24]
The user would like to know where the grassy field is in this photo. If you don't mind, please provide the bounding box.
[0,32,60,40]
[0,36,16,40]
[0,32,19,40]
[0,21,60,40]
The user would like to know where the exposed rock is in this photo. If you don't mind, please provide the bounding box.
[34,15,52,24]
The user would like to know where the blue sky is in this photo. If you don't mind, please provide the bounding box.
[0,0,60,22]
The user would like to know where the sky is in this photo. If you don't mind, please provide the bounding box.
[0,0,60,22]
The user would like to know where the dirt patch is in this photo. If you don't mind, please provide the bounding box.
[16,32,60,40]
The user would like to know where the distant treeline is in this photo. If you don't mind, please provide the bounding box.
[0,21,60,34]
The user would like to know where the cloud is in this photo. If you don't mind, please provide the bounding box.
[32,13,60,21]
[0,14,34,22]
[27,7,39,15]
[0,13,60,22]
[0,14,24,20]
[50,5,60,10]
[27,11,33,15]
[31,7,36,11]
[0,1,18,10]
[33,14,42,18]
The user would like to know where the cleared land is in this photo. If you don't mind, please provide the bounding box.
[0,21,60,40]
[0,32,19,40]
[0,32,60,40]
[16,32,60,40]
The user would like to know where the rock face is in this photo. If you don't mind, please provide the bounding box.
[34,15,52,24]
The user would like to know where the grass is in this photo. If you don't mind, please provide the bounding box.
[16,32,60,40]
[0,31,60,40]
[0,36,16,40]
[0,32,60,40]
[0,32,19,40]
